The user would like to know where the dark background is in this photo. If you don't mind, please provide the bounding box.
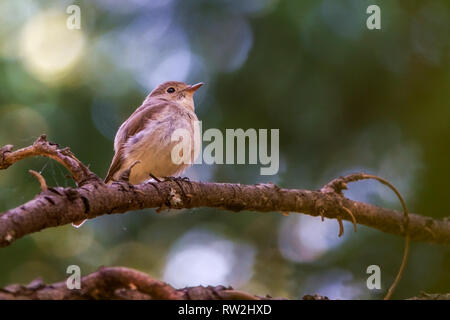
[0,0,449,299]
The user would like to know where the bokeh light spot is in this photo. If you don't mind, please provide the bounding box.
[19,10,85,84]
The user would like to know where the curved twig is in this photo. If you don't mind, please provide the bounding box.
[28,170,47,191]
[0,134,100,186]
[322,173,410,300]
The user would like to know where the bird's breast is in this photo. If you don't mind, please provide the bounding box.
[122,111,199,183]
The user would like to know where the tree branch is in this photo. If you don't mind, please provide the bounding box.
[0,136,449,248]
[0,266,278,300]
[1,266,447,300]
[0,134,100,186]
[1,135,450,301]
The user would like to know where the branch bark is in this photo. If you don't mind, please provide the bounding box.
[0,135,449,247]
[1,266,447,300]
[0,267,277,300]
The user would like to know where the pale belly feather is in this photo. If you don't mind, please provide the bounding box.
[117,113,199,184]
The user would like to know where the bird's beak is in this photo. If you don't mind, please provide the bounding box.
[185,82,204,93]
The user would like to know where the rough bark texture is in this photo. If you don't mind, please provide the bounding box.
[0,267,277,300]
[1,175,450,247]
[0,135,449,300]
[0,267,447,300]
[0,137,449,247]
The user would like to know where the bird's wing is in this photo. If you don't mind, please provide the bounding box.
[104,145,126,183]
[104,99,173,183]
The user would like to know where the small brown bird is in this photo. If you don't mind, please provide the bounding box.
[73,81,203,227]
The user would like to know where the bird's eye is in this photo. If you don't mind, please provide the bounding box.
[167,87,175,93]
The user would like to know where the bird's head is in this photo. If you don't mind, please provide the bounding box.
[148,81,203,111]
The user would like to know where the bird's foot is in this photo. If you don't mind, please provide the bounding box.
[162,176,192,200]
[148,173,161,182]
[162,176,190,182]
[118,160,141,183]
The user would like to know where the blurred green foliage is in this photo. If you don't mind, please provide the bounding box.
[0,0,449,299]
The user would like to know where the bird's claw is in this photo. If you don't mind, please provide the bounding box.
[148,173,161,182]
[162,176,190,182]
[119,160,141,183]
[162,176,192,200]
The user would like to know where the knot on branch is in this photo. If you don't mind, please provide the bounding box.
[0,144,14,169]
[320,173,367,195]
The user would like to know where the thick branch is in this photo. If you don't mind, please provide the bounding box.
[0,266,276,300]
[1,266,447,300]
[0,137,449,247]
[1,176,449,247]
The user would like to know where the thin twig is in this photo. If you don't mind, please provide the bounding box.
[28,170,47,191]
[0,134,100,186]
[342,206,357,232]
[323,173,411,300]
[337,216,344,237]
